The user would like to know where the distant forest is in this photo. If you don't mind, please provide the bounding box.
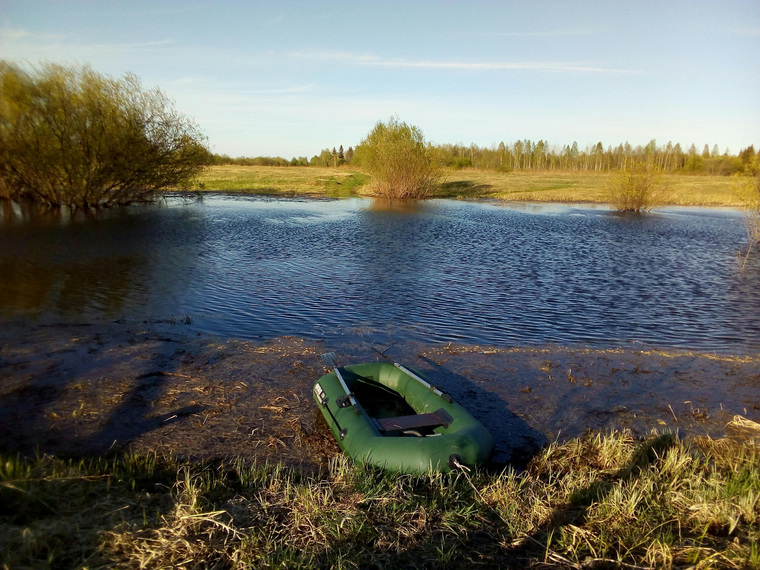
[210,140,759,176]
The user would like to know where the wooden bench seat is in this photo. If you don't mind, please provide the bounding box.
[376,408,453,432]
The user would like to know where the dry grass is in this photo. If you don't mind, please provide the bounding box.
[194,165,368,197]
[438,169,743,206]
[3,426,759,568]
[192,165,744,207]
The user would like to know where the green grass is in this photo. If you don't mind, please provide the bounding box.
[192,166,745,207]
[2,430,758,568]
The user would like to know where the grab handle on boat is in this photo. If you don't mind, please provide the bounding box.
[394,363,454,404]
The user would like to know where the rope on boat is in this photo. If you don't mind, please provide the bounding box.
[450,454,483,498]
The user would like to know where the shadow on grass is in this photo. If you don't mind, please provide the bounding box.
[434,180,495,198]
[0,324,208,458]
[522,432,680,565]
[0,421,702,568]
[323,173,370,197]
[78,368,210,455]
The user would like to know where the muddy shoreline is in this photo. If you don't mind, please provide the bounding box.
[1,318,758,471]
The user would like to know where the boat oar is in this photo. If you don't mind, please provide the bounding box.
[321,352,361,413]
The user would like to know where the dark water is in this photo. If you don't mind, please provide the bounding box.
[1,196,758,353]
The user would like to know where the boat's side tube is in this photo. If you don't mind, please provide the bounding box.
[393,363,453,403]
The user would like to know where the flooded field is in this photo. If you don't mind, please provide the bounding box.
[1,196,758,353]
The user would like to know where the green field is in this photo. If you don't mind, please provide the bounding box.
[194,165,746,207]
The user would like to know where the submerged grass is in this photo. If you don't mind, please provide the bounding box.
[2,430,758,568]
[193,165,743,207]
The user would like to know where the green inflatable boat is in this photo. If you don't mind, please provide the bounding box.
[313,353,494,473]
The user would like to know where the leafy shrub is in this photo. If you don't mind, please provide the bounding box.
[608,161,661,212]
[450,157,473,170]
[354,116,443,199]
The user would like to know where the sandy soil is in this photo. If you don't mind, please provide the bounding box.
[1,318,758,471]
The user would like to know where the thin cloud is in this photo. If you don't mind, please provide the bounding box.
[454,27,598,38]
[294,51,634,74]
[0,27,62,41]
[114,4,206,17]
[93,39,174,51]
[0,28,173,56]
[242,83,316,95]
[372,60,624,74]
[169,76,316,95]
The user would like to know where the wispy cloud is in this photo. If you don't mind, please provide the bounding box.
[0,27,174,59]
[0,27,62,41]
[292,51,633,74]
[453,27,598,38]
[95,39,174,51]
[169,76,316,95]
[246,83,316,94]
[114,4,206,17]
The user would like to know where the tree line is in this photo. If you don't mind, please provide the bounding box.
[437,140,758,175]
[210,145,355,168]
[213,140,759,176]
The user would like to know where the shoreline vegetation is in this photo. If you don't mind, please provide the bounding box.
[3,429,758,568]
[193,165,747,207]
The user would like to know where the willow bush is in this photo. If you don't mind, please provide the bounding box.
[354,116,443,199]
[607,160,661,212]
[0,62,209,208]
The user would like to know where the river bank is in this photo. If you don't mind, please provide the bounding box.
[2,318,758,468]
[2,317,760,568]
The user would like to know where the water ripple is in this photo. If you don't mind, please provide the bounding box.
[1,197,758,353]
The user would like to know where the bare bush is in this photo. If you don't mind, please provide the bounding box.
[735,172,760,269]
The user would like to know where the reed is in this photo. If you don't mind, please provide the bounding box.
[3,429,758,568]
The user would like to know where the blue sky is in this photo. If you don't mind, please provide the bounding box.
[2,0,759,158]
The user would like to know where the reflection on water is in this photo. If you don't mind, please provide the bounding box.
[1,196,758,353]
[366,197,430,214]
